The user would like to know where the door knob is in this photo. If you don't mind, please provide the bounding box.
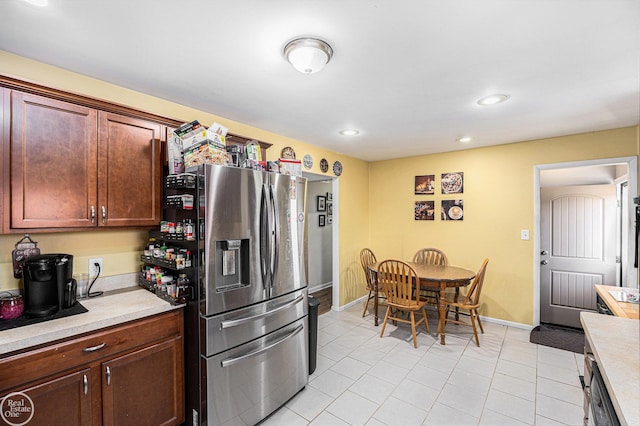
[540,260,548,265]
[540,250,548,255]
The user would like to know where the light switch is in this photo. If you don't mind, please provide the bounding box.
[521,229,530,240]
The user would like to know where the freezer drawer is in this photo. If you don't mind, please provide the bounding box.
[201,289,307,356]
[202,317,308,426]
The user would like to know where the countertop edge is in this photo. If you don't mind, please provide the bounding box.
[0,288,183,357]
[581,312,640,426]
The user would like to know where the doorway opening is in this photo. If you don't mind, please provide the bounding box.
[303,171,339,313]
[533,156,638,327]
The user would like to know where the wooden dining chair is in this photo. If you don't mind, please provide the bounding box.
[360,248,382,317]
[443,258,489,346]
[377,260,430,348]
[413,248,449,266]
[412,248,448,305]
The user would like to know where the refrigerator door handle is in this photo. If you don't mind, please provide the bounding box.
[269,185,278,286]
[260,184,270,289]
[220,295,305,329]
[220,324,304,368]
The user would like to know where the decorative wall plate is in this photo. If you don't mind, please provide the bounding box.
[303,154,313,169]
[320,158,329,173]
[280,146,296,159]
[333,161,343,176]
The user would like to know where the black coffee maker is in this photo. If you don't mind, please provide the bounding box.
[23,254,76,317]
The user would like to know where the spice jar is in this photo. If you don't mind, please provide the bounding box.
[0,295,25,320]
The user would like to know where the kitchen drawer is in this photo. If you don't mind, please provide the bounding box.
[202,317,308,426]
[202,289,307,356]
[0,310,182,392]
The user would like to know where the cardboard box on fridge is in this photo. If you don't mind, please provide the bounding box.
[167,133,184,175]
[182,130,226,151]
[173,120,204,141]
[278,159,302,176]
[183,140,228,168]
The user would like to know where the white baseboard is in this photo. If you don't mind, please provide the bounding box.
[332,294,367,312]
[331,296,533,331]
[309,282,333,294]
[478,315,533,331]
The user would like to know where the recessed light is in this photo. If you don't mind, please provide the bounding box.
[339,129,359,136]
[457,137,472,143]
[477,94,510,105]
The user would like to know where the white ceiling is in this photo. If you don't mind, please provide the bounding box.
[1,0,638,162]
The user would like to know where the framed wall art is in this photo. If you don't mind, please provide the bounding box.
[319,215,326,227]
[415,201,435,220]
[415,175,435,195]
[441,172,464,194]
[317,196,326,212]
[327,202,333,217]
[441,199,463,220]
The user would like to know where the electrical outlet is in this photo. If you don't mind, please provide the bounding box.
[89,258,103,277]
[520,229,530,240]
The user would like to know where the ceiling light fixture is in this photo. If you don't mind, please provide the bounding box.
[457,137,472,143]
[284,38,333,74]
[477,94,510,106]
[339,129,360,136]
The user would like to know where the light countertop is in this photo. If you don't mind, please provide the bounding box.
[0,288,183,357]
[580,312,639,426]
[594,285,639,319]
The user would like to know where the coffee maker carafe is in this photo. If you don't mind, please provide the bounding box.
[23,254,75,317]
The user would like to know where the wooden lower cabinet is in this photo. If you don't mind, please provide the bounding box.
[0,311,184,426]
[102,337,183,426]
[18,368,93,425]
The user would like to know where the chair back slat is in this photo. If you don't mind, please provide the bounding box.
[463,258,489,305]
[412,248,449,266]
[360,248,377,291]
[377,260,419,308]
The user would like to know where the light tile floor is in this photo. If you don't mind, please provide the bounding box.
[263,304,585,426]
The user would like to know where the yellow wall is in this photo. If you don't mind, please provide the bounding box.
[0,51,371,303]
[1,52,638,325]
[369,127,639,325]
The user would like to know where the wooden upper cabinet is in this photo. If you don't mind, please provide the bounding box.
[8,91,163,230]
[10,91,98,229]
[98,112,162,227]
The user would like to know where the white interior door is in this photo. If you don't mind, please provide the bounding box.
[540,185,617,328]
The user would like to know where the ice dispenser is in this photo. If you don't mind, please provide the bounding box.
[215,239,249,291]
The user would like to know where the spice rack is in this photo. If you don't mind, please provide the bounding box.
[139,172,200,305]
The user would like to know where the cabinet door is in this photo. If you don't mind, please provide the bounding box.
[102,337,184,426]
[98,112,162,227]
[10,91,98,228]
[0,368,92,426]
[1,88,8,233]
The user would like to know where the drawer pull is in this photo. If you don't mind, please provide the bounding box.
[83,374,88,395]
[106,366,111,385]
[220,296,304,330]
[221,324,303,368]
[82,342,107,353]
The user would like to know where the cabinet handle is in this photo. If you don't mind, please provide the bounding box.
[101,206,106,224]
[91,206,96,224]
[83,374,88,395]
[82,342,106,352]
[106,366,111,386]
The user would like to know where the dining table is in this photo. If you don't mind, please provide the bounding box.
[368,261,476,345]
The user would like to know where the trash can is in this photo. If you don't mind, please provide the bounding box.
[308,295,320,375]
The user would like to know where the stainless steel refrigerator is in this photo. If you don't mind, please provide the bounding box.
[185,164,309,426]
